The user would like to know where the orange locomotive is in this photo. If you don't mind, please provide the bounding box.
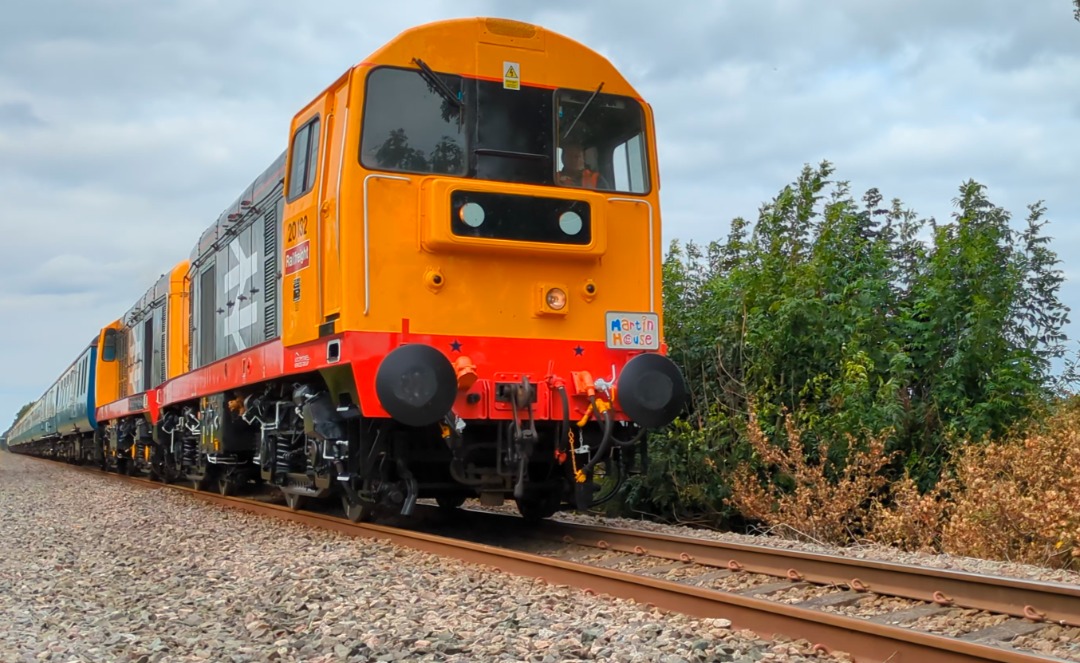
[23,17,689,521]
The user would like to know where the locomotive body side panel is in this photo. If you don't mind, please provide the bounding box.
[211,218,265,357]
[188,159,285,372]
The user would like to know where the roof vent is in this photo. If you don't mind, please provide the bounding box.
[484,18,536,38]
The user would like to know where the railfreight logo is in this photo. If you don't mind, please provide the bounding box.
[285,240,310,276]
[224,238,259,351]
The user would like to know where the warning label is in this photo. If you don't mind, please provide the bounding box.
[503,61,520,90]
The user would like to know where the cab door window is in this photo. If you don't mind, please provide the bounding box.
[287,117,321,200]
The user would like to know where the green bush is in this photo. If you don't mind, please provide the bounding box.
[622,161,1073,525]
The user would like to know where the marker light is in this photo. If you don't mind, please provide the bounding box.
[546,287,567,310]
[558,211,583,235]
[459,202,485,228]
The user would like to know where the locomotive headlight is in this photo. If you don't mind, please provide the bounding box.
[545,287,567,310]
[459,202,485,228]
[558,210,583,236]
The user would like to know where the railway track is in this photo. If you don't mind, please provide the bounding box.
[32,456,1080,662]
[428,513,1080,662]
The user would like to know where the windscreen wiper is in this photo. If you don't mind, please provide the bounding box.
[561,82,604,140]
[473,148,549,161]
[411,57,463,110]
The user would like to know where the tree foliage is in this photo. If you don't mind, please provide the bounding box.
[11,401,33,427]
[626,162,1072,523]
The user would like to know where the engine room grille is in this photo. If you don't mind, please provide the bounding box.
[160,300,168,382]
[263,207,279,339]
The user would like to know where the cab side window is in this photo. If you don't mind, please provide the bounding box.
[287,117,321,200]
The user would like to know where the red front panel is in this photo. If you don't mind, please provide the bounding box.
[153,328,655,424]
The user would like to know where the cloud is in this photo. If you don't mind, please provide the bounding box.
[0,101,46,129]
[2,0,1080,424]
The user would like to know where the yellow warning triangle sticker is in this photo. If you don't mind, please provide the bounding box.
[503,61,520,90]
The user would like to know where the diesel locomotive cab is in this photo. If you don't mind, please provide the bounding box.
[360,61,687,426]
[352,53,688,518]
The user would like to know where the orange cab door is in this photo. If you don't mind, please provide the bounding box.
[281,100,328,347]
[317,78,351,328]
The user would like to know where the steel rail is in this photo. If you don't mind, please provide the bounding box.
[530,519,1080,629]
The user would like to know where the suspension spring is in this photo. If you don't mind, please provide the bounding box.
[273,436,295,481]
[181,436,198,467]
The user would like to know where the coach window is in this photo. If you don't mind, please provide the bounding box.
[555,89,650,195]
[361,66,466,176]
[287,117,321,200]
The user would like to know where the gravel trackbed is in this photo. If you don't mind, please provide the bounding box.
[0,452,849,663]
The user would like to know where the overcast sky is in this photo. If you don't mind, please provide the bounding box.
[2,1,1079,427]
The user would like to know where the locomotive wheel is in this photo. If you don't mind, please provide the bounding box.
[157,462,175,485]
[435,494,467,511]
[191,475,210,491]
[218,478,233,497]
[515,493,560,523]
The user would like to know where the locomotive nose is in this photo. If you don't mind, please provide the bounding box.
[375,344,457,427]
[616,353,688,429]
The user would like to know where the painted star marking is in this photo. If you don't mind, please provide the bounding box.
[450,340,462,352]
[573,345,584,356]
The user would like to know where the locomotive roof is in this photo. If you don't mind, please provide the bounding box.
[191,150,287,264]
[359,17,642,100]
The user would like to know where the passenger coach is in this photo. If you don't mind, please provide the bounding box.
[6,338,98,460]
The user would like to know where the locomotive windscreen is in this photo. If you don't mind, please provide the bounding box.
[359,64,650,194]
[360,66,467,176]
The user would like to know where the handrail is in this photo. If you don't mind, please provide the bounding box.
[335,106,349,268]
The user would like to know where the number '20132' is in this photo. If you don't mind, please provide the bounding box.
[287,217,308,242]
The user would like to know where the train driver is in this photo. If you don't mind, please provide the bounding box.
[557,142,609,190]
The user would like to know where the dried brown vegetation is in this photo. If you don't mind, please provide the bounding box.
[939,406,1080,569]
[729,404,1080,570]
[728,408,893,545]
[868,473,954,554]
